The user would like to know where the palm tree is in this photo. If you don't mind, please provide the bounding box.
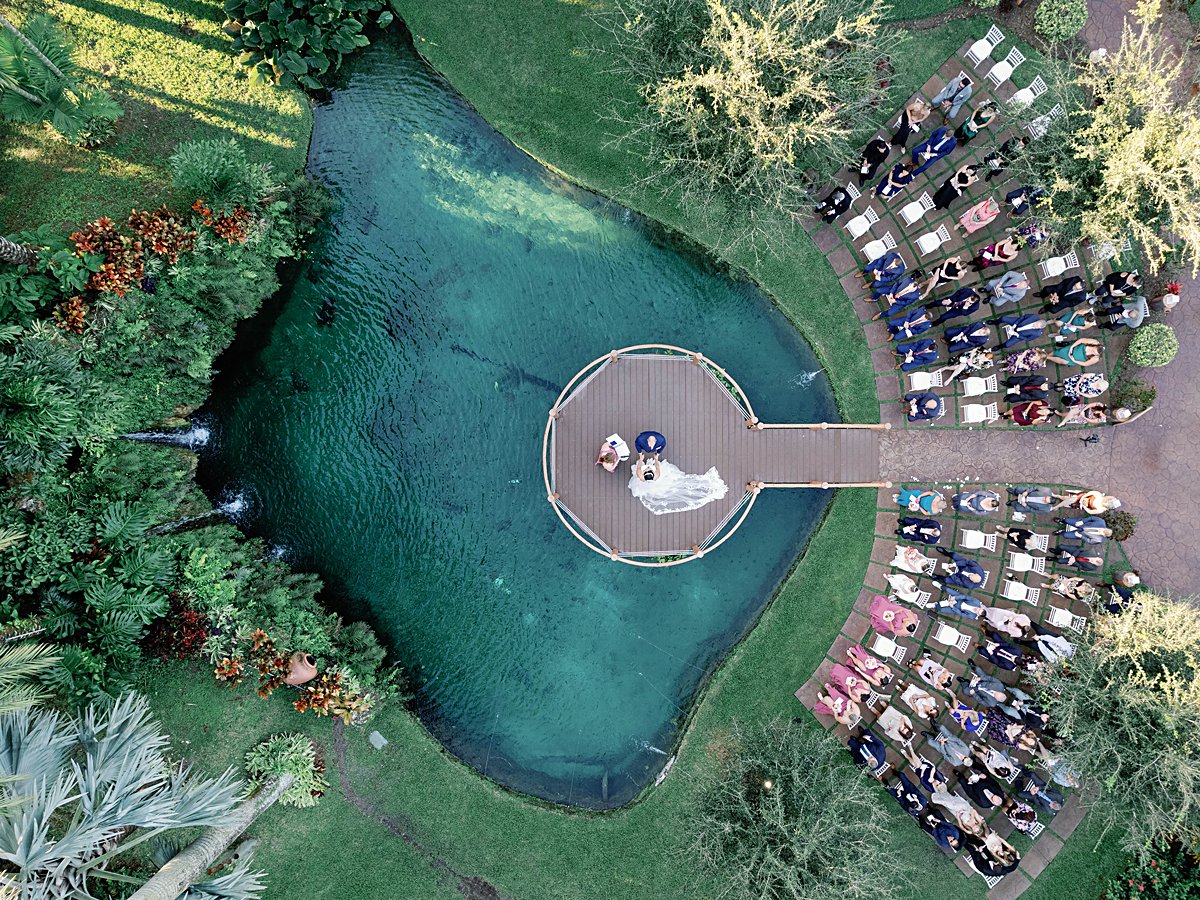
[0,693,268,899]
[0,641,58,715]
[0,236,35,268]
[0,13,121,144]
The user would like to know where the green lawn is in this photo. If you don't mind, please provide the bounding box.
[884,0,967,21]
[0,0,311,231]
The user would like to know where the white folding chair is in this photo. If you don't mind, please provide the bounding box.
[1009,75,1047,109]
[961,402,999,425]
[960,529,998,552]
[963,374,998,398]
[966,24,1005,67]
[917,224,951,256]
[933,622,972,654]
[862,232,896,261]
[1049,606,1088,633]
[1027,821,1045,838]
[1027,533,1050,553]
[871,759,891,779]
[1089,236,1133,260]
[845,181,862,202]
[906,369,945,391]
[1026,103,1065,139]
[845,206,880,239]
[986,46,1025,88]
[900,192,935,227]
[1008,551,1047,575]
[871,634,908,665]
[1040,249,1080,279]
[865,689,886,708]
[1002,579,1041,606]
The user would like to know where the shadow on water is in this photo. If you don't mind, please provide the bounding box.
[198,25,837,810]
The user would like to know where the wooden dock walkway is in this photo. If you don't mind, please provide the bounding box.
[542,346,888,566]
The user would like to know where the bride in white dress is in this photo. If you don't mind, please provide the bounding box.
[628,454,728,515]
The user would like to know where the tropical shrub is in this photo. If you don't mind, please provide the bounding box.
[1034,0,1089,42]
[1110,374,1156,413]
[604,0,906,253]
[170,138,273,216]
[688,718,913,900]
[0,327,102,473]
[142,593,211,661]
[1108,836,1200,899]
[223,0,395,90]
[1101,509,1138,542]
[0,13,123,146]
[1126,323,1179,367]
[245,732,328,807]
[1035,592,1200,853]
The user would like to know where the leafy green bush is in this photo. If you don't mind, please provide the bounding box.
[1034,0,1089,42]
[688,718,914,899]
[1101,509,1138,542]
[1110,374,1157,413]
[1126,323,1180,367]
[170,138,273,214]
[245,733,328,807]
[1108,837,1200,899]
[605,0,907,253]
[1190,0,1200,26]
[969,0,1000,7]
[223,0,394,90]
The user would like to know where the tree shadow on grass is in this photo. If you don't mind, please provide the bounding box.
[56,0,229,55]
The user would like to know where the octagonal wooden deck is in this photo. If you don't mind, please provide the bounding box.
[541,345,889,566]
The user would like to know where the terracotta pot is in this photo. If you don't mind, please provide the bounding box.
[285,652,318,686]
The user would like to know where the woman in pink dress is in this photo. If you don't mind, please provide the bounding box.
[829,663,872,703]
[813,683,860,726]
[870,594,920,636]
[956,196,1000,235]
[847,645,894,687]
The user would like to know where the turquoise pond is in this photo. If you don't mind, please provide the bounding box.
[199,34,838,808]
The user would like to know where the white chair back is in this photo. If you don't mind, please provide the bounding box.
[962,402,998,425]
[963,374,997,397]
[917,224,950,256]
[987,47,1025,87]
[900,192,933,227]
[846,206,880,239]
[966,25,1005,67]
[846,181,862,202]
[862,232,897,261]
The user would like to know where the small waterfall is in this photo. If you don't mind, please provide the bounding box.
[122,421,211,450]
[149,491,249,536]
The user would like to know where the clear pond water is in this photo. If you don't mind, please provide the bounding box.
[199,34,838,808]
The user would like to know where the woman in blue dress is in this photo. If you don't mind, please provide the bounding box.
[895,488,946,515]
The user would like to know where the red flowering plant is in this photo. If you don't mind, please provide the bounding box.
[68,217,144,296]
[1167,282,1183,295]
[143,593,211,661]
[127,206,197,262]
[293,667,373,725]
[191,197,252,244]
[1107,836,1200,899]
[212,628,288,695]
